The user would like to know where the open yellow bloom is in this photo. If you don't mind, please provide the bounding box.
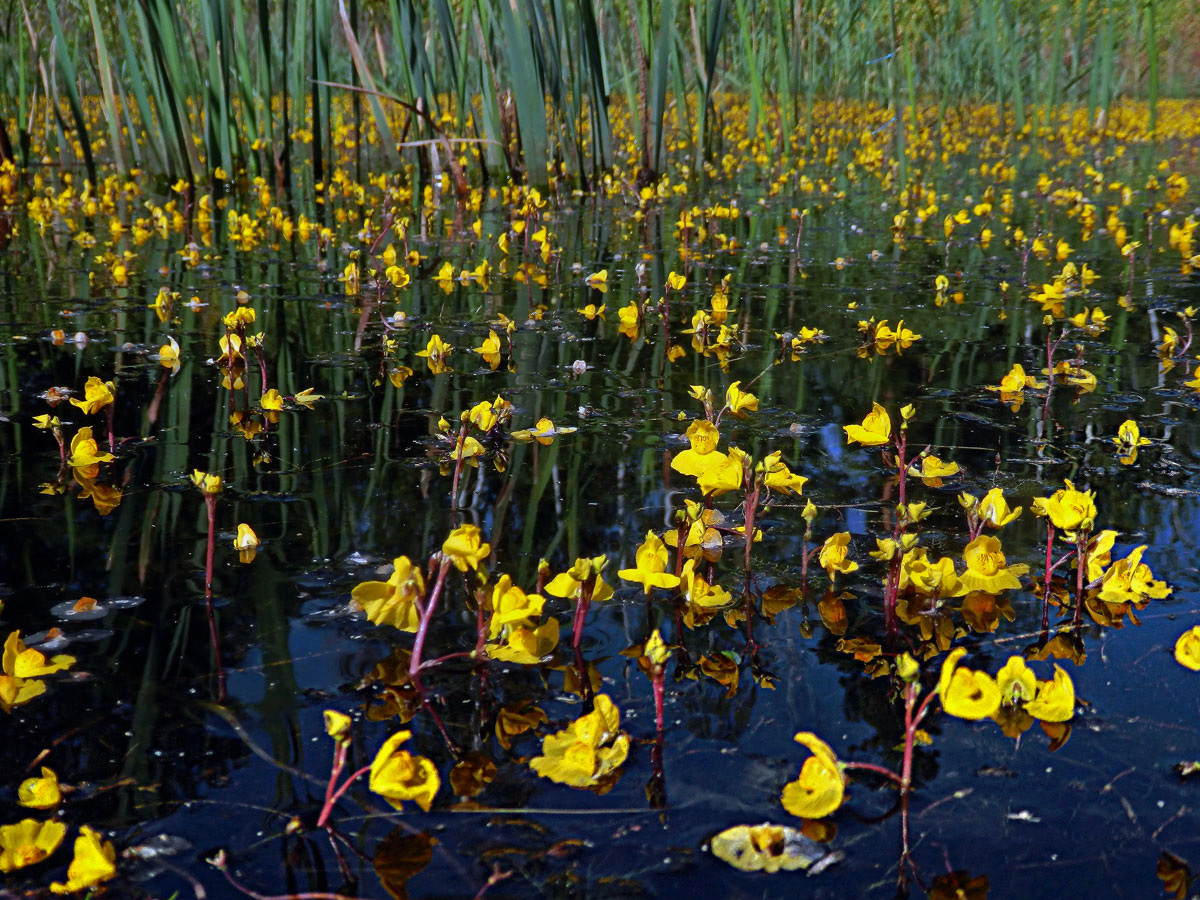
[843,403,891,446]
[1032,480,1096,536]
[577,302,606,321]
[510,417,576,445]
[780,732,845,819]
[416,333,454,374]
[1025,665,1075,722]
[898,547,960,597]
[69,376,114,415]
[544,556,614,604]
[585,269,609,291]
[50,826,117,894]
[159,336,181,373]
[758,451,807,496]
[233,524,261,564]
[725,381,758,417]
[369,730,440,812]
[487,617,560,664]
[488,575,545,638]
[4,631,75,679]
[710,824,824,873]
[671,420,721,474]
[1097,545,1171,605]
[937,648,1001,720]
[17,767,62,810]
[473,330,502,370]
[911,454,959,486]
[67,428,114,471]
[1174,626,1200,671]
[618,531,681,594]
[190,470,223,495]
[0,818,67,873]
[442,525,490,572]
[818,533,858,580]
[976,488,1022,528]
[958,536,1028,594]
[530,693,630,788]
[352,556,426,632]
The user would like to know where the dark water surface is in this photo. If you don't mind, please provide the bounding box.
[2,186,1199,899]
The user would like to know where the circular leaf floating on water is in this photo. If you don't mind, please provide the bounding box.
[709,823,826,873]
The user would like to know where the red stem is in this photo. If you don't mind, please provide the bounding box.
[410,558,452,684]
[317,763,372,829]
[1041,523,1055,633]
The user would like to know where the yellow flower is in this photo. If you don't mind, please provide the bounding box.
[578,302,606,321]
[323,710,352,743]
[488,575,545,637]
[1031,480,1096,535]
[780,732,845,819]
[644,629,672,667]
[585,269,609,292]
[1025,665,1075,722]
[416,334,454,374]
[898,547,960,597]
[976,488,1022,528]
[994,657,1037,707]
[725,381,758,417]
[0,673,47,713]
[0,818,67,873]
[18,768,62,810]
[937,648,1001,720]
[369,730,440,812]
[233,524,261,564]
[758,451,807,496]
[710,824,823,873]
[911,454,959,486]
[260,388,284,411]
[223,307,257,329]
[959,536,1028,594]
[843,402,891,447]
[69,376,114,415]
[544,556,614,603]
[666,271,686,291]
[1174,626,1200,671]
[190,470,223,495]
[530,694,630,788]
[679,559,733,612]
[473,330,502,370]
[510,417,576,445]
[1112,419,1151,452]
[50,825,117,894]
[385,264,410,288]
[4,631,75,679]
[486,618,560,664]
[294,387,323,407]
[67,428,115,470]
[618,531,681,595]
[818,533,858,580]
[353,556,426,632]
[159,336,181,373]
[442,525,490,572]
[1096,545,1171,605]
[671,420,721,472]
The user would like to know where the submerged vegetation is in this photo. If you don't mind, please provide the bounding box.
[1,1,1200,898]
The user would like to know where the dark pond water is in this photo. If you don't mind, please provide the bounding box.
[2,169,1199,899]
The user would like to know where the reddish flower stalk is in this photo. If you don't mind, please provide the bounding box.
[316,754,371,828]
[409,558,451,684]
[571,575,597,651]
[105,403,116,452]
[203,492,226,702]
[449,423,469,511]
[1041,523,1055,633]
